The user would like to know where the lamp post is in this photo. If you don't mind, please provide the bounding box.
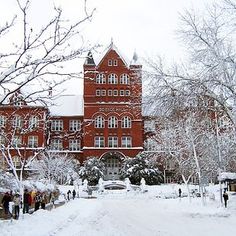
[215,110,223,205]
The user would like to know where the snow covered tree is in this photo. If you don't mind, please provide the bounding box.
[30,151,79,185]
[144,0,236,128]
[79,157,105,186]
[121,152,163,185]
[0,0,95,105]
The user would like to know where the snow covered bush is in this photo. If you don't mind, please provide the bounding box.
[0,169,18,191]
[79,157,105,186]
[30,151,80,185]
[121,153,163,185]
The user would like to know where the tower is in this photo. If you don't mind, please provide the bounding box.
[83,43,143,180]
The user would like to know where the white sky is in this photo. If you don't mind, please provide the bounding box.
[0,0,216,94]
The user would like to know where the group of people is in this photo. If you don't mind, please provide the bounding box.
[67,189,76,200]
[1,189,57,219]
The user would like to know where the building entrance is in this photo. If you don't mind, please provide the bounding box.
[101,152,124,180]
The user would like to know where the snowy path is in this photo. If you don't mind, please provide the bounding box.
[1,193,236,236]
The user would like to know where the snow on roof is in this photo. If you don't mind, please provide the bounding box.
[94,41,130,67]
[218,172,236,181]
[49,95,84,116]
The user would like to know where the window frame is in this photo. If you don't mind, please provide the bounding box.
[51,120,63,131]
[121,136,132,148]
[94,136,105,147]
[108,116,118,128]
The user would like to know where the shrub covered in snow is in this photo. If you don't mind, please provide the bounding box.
[0,169,18,192]
[79,157,105,186]
[121,153,163,185]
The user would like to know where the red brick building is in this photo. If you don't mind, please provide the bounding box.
[0,43,144,180]
[83,43,143,180]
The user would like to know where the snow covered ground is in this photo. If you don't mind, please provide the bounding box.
[0,184,236,236]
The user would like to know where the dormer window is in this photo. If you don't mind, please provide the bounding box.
[12,95,24,106]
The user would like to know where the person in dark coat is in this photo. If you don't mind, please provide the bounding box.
[40,192,47,210]
[178,188,182,198]
[67,190,71,201]
[1,192,11,218]
[34,191,41,211]
[23,189,31,214]
[72,190,76,200]
[223,190,229,208]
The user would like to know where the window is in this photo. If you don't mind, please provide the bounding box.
[121,136,132,148]
[108,59,113,66]
[94,136,105,147]
[113,90,118,96]
[0,136,5,145]
[12,95,24,106]
[113,60,118,66]
[13,116,22,129]
[101,90,106,96]
[96,74,106,84]
[69,139,81,151]
[120,74,130,84]
[108,74,118,84]
[12,156,21,168]
[108,90,113,96]
[12,136,22,148]
[120,90,124,96]
[96,90,100,96]
[108,116,118,128]
[28,136,38,148]
[50,139,63,150]
[0,115,6,127]
[69,120,81,131]
[121,116,131,128]
[125,90,130,96]
[29,116,39,129]
[108,59,118,66]
[108,136,118,147]
[95,116,105,128]
[51,120,63,131]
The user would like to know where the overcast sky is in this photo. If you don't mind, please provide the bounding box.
[0,0,216,94]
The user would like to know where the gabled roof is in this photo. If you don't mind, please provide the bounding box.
[95,41,129,68]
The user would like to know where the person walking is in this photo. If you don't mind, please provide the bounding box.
[67,190,71,201]
[13,193,21,219]
[72,189,76,200]
[50,192,56,207]
[34,191,41,211]
[1,192,11,219]
[23,189,31,214]
[178,188,182,198]
[41,192,47,210]
[223,190,229,208]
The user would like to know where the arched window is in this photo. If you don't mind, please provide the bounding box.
[96,74,106,84]
[120,74,130,84]
[95,116,105,128]
[108,74,118,84]
[108,116,118,128]
[121,116,131,128]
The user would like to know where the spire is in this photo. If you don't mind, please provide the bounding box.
[130,50,140,66]
[84,51,95,65]
[110,37,114,48]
